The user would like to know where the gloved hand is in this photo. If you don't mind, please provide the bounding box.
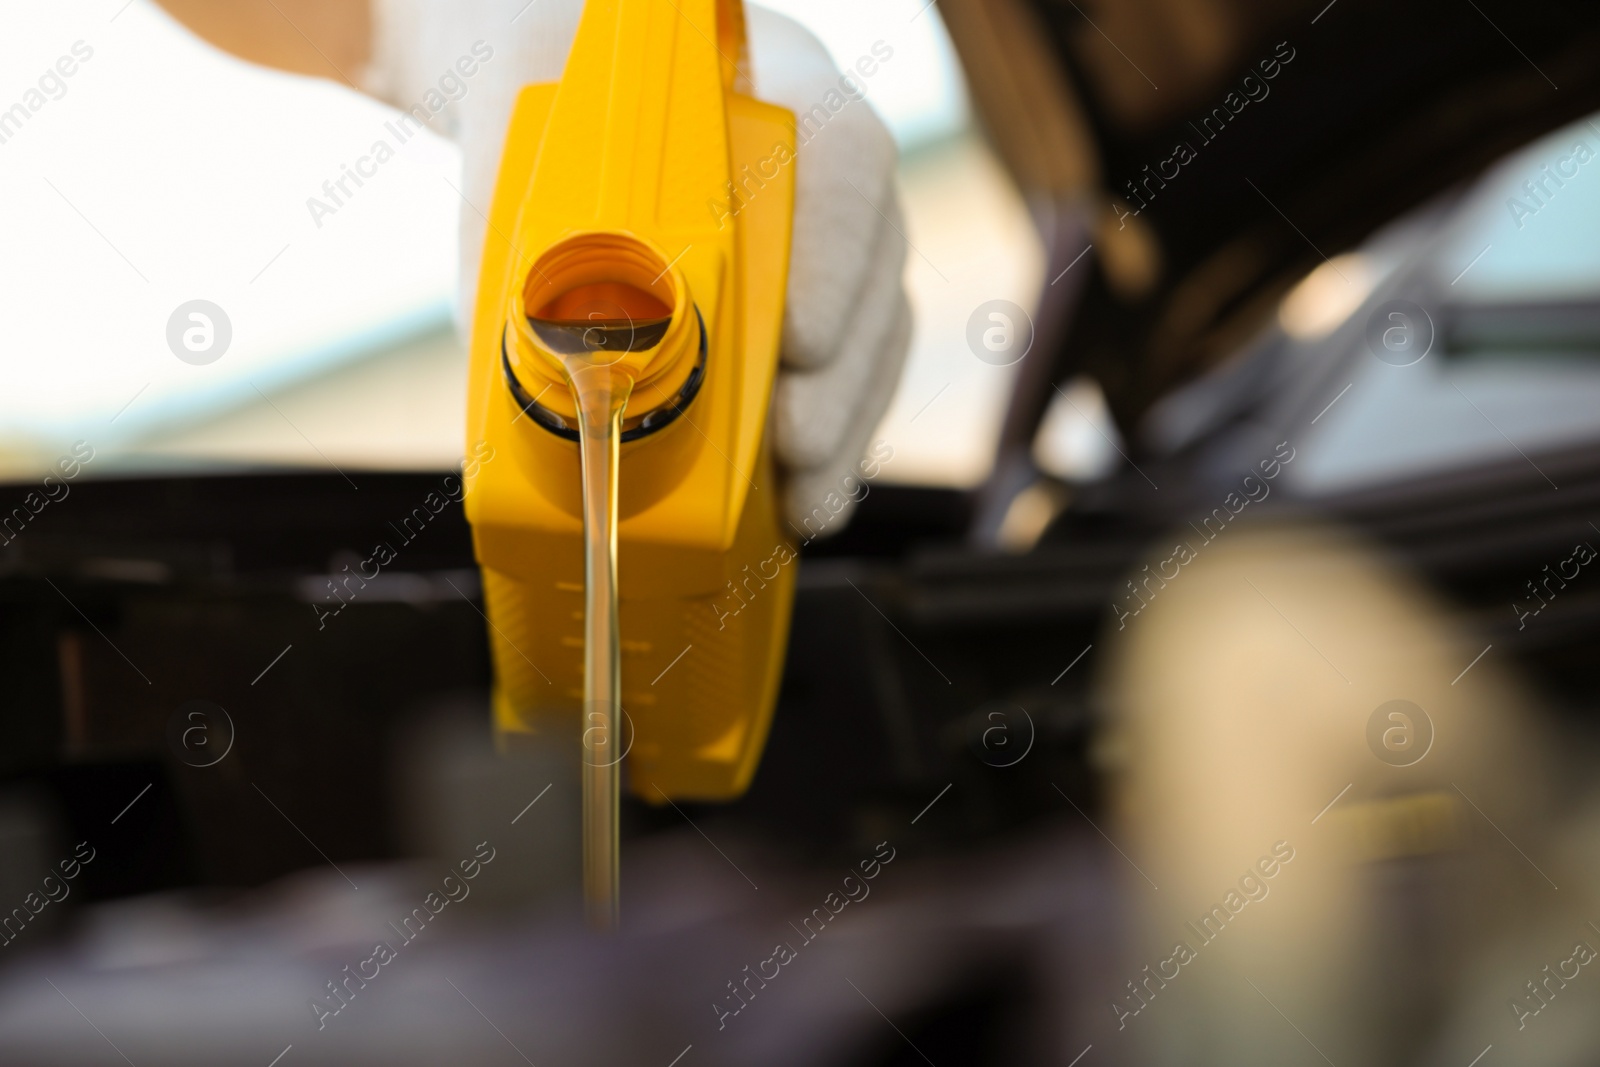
[365,0,911,534]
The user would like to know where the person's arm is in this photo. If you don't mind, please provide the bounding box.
[152,0,371,85]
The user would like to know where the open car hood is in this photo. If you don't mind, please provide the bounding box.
[939,0,1600,442]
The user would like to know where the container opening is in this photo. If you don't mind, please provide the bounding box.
[521,236,679,359]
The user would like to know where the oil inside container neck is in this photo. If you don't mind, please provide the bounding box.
[528,292,670,931]
[529,316,672,356]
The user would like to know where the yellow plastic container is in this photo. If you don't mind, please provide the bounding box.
[463,0,797,801]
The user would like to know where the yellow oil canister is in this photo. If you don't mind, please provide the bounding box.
[462,0,798,816]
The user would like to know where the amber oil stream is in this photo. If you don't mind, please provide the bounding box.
[528,306,670,931]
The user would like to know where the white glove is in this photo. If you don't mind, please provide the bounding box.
[365,0,911,534]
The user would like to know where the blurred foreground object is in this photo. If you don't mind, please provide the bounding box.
[1104,523,1600,1067]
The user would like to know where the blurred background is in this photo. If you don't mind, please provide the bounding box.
[5,0,1600,1063]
